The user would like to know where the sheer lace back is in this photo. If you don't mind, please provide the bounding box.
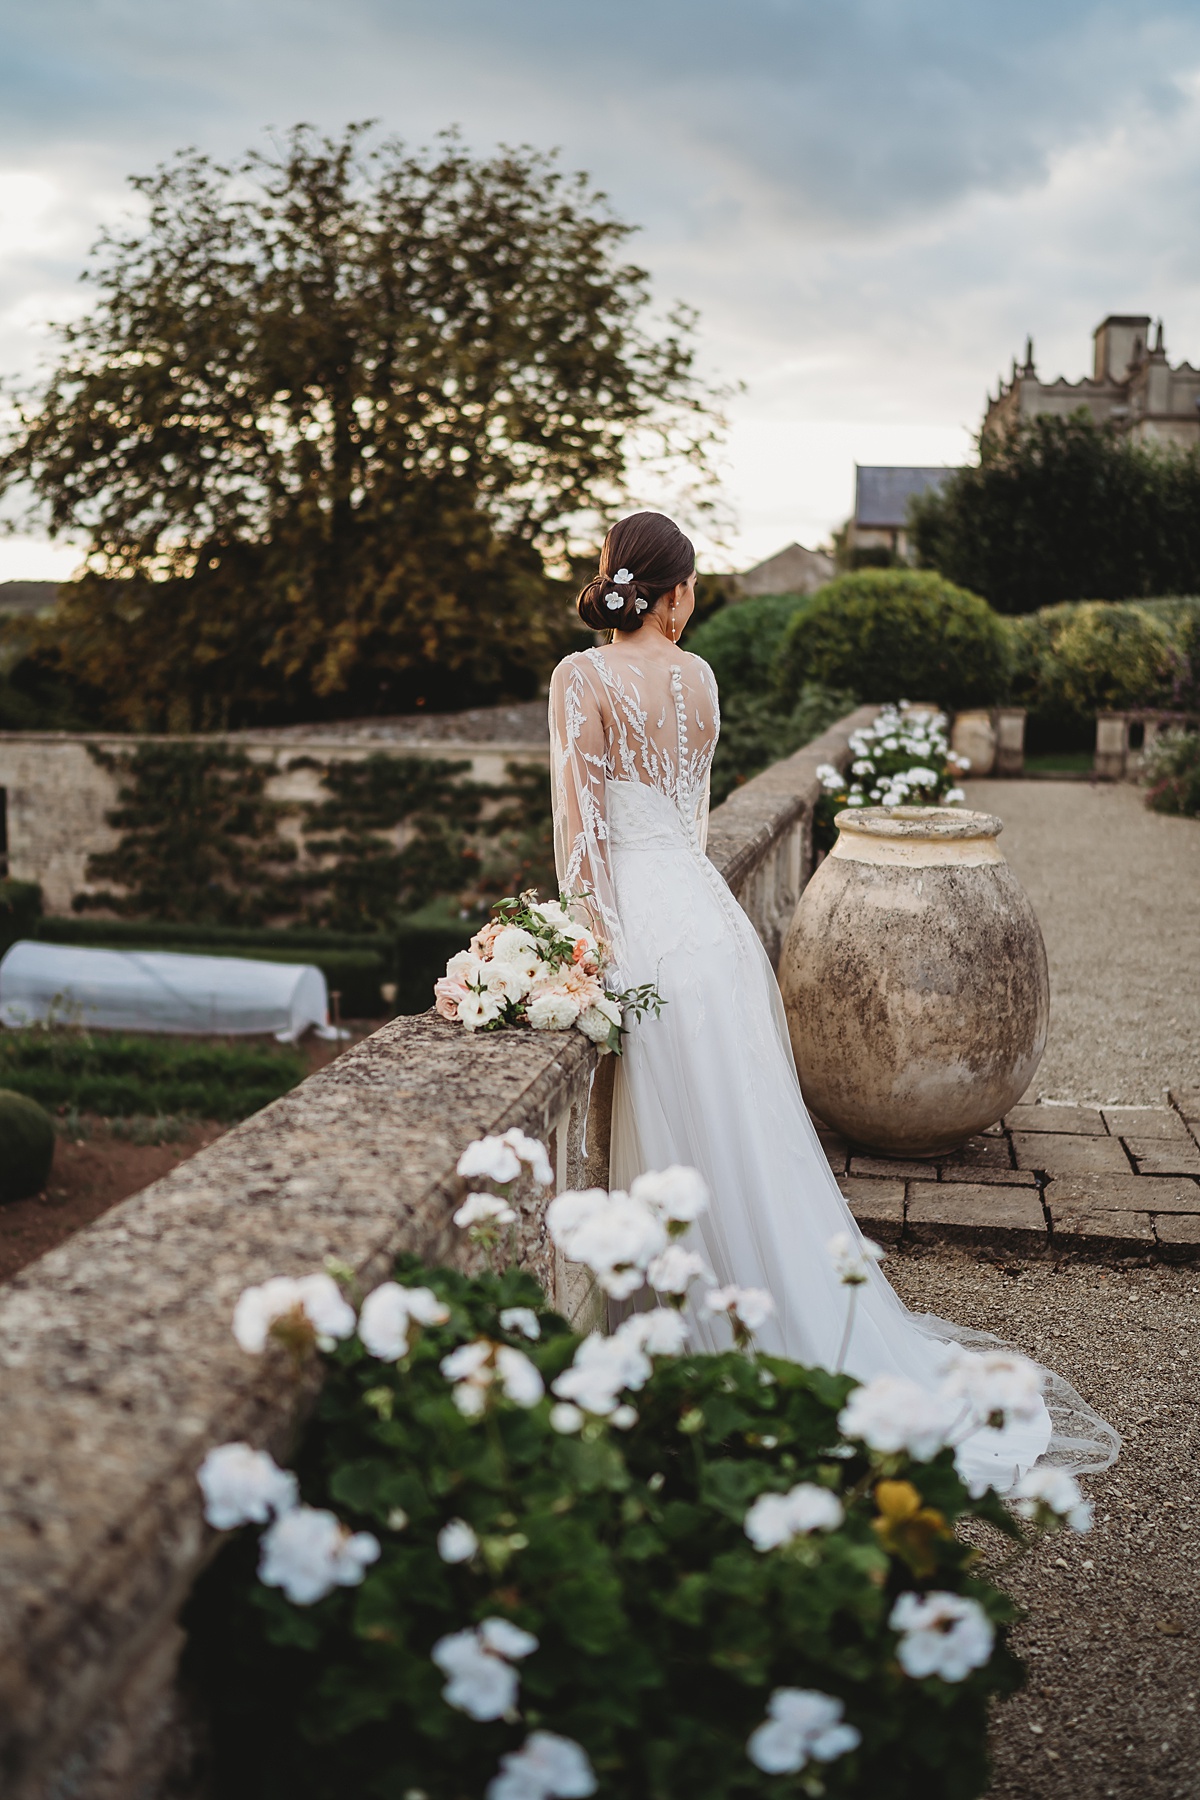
[549,646,720,972]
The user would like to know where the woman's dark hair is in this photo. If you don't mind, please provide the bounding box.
[576,512,695,633]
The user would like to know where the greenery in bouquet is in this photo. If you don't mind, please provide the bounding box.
[812,706,968,853]
[187,1141,1093,1800]
[434,891,662,1055]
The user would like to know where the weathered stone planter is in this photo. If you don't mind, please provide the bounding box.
[779,806,1049,1156]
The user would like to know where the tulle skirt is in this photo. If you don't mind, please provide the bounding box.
[604,780,1119,1489]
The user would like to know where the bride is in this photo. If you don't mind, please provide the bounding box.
[549,509,1118,1490]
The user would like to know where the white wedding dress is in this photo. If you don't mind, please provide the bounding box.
[549,645,1119,1489]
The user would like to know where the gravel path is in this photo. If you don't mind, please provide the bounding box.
[887,1244,1200,1800]
[965,779,1200,1106]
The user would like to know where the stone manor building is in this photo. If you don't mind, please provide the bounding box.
[984,313,1200,447]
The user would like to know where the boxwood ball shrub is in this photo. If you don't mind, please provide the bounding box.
[775,572,1009,713]
[0,1087,56,1202]
[186,1144,1093,1800]
[688,593,814,701]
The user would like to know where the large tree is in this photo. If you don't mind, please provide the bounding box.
[1,126,724,728]
[910,412,1200,613]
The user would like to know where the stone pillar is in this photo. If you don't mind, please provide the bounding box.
[993,708,1026,776]
[950,711,996,777]
[1094,713,1128,781]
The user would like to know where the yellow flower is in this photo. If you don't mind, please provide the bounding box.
[871,1479,951,1578]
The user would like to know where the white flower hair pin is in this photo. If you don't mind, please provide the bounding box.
[634,596,648,613]
[605,591,623,610]
[613,567,634,583]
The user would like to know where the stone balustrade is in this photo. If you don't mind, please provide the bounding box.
[0,704,877,1800]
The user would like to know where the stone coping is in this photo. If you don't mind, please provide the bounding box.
[0,1016,605,1797]
[0,703,875,1799]
[704,704,879,891]
[828,1094,1200,1262]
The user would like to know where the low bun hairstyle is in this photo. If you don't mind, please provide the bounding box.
[577,511,696,634]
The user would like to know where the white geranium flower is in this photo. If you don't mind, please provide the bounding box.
[432,1629,519,1720]
[939,1348,1044,1429]
[454,1193,518,1228]
[610,1403,638,1429]
[552,1331,651,1416]
[617,1307,689,1356]
[500,1306,541,1340]
[496,1345,545,1407]
[458,1135,523,1185]
[358,1282,450,1361]
[630,1165,709,1225]
[747,1689,861,1775]
[437,1517,479,1563]
[547,1188,666,1299]
[1012,1466,1093,1533]
[232,1272,356,1355]
[838,1373,958,1461]
[499,1128,554,1188]
[549,1401,585,1433]
[487,1729,598,1800]
[528,989,581,1031]
[198,1441,298,1529]
[851,758,874,776]
[479,1617,539,1660]
[890,1591,995,1682]
[704,1286,775,1332]
[744,1482,844,1550]
[460,989,504,1031]
[646,1244,712,1295]
[815,762,843,789]
[945,786,966,803]
[441,1339,493,1412]
[258,1505,380,1605]
[827,1232,885,1287]
[434,1618,538,1721]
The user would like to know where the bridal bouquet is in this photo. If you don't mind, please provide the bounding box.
[434,891,662,1054]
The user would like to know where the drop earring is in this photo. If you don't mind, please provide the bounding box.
[669,600,677,642]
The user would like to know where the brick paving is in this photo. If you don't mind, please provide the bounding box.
[827,1088,1200,1263]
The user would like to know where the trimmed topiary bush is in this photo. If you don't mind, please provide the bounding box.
[688,593,814,701]
[0,1087,55,1202]
[775,572,1009,712]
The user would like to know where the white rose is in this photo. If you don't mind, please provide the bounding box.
[446,950,483,984]
[459,990,503,1031]
[527,990,581,1031]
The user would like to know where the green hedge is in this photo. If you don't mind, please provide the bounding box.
[0,879,42,956]
[1007,596,1200,752]
[0,1032,307,1121]
[776,571,1009,711]
[687,593,814,699]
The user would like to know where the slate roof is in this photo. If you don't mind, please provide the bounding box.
[854,466,956,528]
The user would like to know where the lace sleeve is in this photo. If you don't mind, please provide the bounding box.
[548,656,626,973]
[693,657,720,857]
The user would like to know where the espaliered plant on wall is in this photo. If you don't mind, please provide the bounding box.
[78,743,556,934]
[80,743,300,925]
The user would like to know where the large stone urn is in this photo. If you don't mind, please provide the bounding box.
[779,806,1048,1156]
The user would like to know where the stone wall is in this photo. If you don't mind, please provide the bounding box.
[0,730,548,914]
[0,704,876,1800]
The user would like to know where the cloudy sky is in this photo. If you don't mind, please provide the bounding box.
[4,0,1200,577]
